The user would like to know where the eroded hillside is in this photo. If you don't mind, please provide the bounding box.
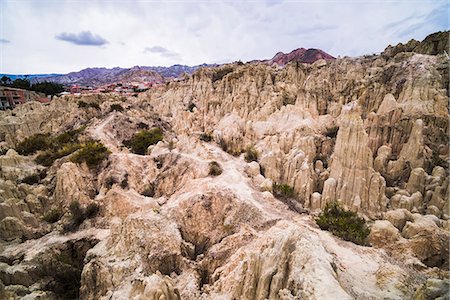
[0,32,448,299]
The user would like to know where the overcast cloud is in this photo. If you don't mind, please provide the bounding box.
[56,31,109,46]
[0,0,447,74]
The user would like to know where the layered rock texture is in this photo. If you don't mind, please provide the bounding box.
[0,31,448,299]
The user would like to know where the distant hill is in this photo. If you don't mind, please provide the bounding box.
[1,47,336,87]
[0,74,62,81]
[28,64,212,86]
[256,48,335,66]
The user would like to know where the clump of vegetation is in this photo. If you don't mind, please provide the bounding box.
[141,183,155,197]
[120,174,129,189]
[105,176,118,189]
[316,201,370,246]
[53,127,85,147]
[42,208,63,223]
[71,141,110,168]
[85,203,100,219]
[15,127,85,167]
[325,126,339,139]
[36,143,83,167]
[16,133,52,155]
[0,77,64,95]
[208,161,223,176]
[273,183,295,199]
[218,138,242,156]
[0,146,9,155]
[282,91,296,106]
[78,101,100,110]
[244,145,259,163]
[212,66,234,83]
[187,102,197,112]
[64,201,100,232]
[21,173,40,185]
[137,122,149,129]
[199,133,212,142]
[123,128,163,155]
[110,103,124,112]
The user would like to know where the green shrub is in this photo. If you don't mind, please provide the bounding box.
[71,141,110,168]
[325,126,339,139]
[137,122,149,129]
[15,133,52,155]
[244,146,259,163]
[120,176,129,189]
[85,203,99,219]
[78,101,100,110]
[43,208,63,223]
[208,161,223,176]
[35,143,82,167]
[21,174,40,185]
[123,128,163,155]
[105,176,118,189]
[316,201,370,246]
[199,133,212,142]
[141,183,155,197]
[273,183,295,199]
[282,91,296,106]
[64,201,99,232]
[110,103,124,112]
[0,146,8,155]
[53,127,85,147]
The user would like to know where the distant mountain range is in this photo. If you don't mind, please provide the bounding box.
[0,48,335,87]
[27,64,213,86]
[0,74,63,81]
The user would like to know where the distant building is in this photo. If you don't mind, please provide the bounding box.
[70,85,81,94]
[0,87,26,110]
[0,86,46,110]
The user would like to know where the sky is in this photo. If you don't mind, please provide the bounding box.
[0,0,448,74]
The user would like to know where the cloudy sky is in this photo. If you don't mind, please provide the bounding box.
[0,0,447,74]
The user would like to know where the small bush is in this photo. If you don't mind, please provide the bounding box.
[282,91,296,106]
[110,103,124,112]
[120,174,129,189]
[141,183,155,197]
[85,203,99,219]
[21,174,40,185]
[325,126,339,139]
[137,122,149,129]
[53,127,85,147]
[78,101,100,110]
[105,176,117,189]
[273,183,295,199]
[16,133,52,155]
[36,143,82,167]
[43,208,62,223]
[64,201,99,232]
[244,146,259,163]
[124,128,163,155]
[199,133,212,142]
[187,102,196,112]
[316,201,370,246]
[212,67,234,83]
[218,138,228,152]
[71,141,110,168]
[0,146,8,155]
[208,161,223,176]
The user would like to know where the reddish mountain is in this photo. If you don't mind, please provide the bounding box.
[266,48,335,66]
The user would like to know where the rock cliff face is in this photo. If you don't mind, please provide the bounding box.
[0,31,448,299]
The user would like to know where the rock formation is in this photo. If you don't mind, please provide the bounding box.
[0,31,448,299]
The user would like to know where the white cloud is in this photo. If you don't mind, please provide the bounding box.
[0,0,447,74]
